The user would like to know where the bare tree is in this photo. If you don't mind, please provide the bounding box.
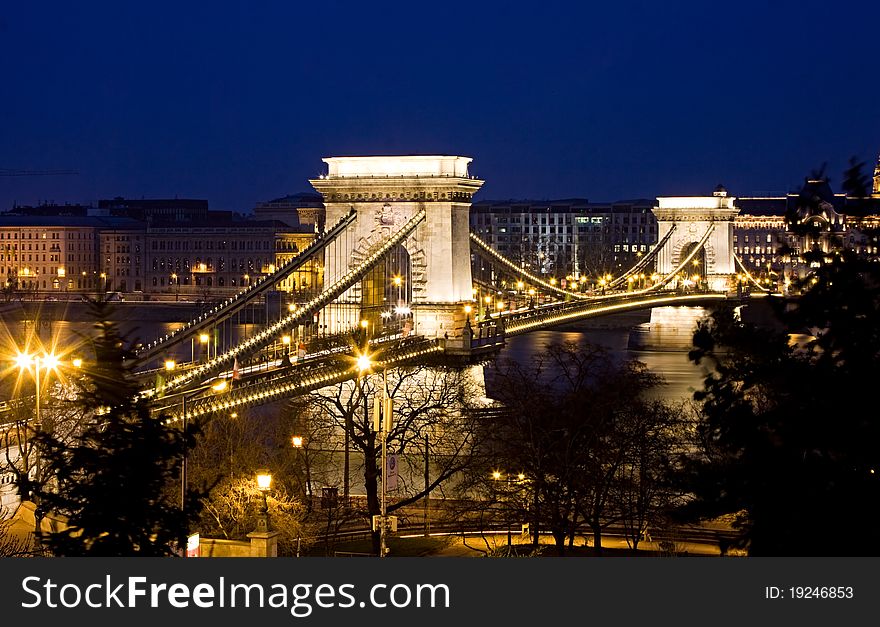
[308,363,482,554]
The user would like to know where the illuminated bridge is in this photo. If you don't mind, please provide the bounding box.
[0,156,766,426]
[125,155,767,425]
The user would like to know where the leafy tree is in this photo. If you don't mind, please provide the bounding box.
[680,252,880,555]
[841,157,871,198]
[32,303,202,556]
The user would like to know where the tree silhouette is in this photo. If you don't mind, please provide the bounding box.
[32,301,202,556]
[679,253,880,555]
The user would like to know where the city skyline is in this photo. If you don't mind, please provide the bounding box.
[2,1,879,211]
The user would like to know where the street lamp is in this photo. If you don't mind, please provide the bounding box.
[14,350,61,544]
[371,369,394,558]
[255,469,272,532]
[199,333,210,361]
[171,273,179,301]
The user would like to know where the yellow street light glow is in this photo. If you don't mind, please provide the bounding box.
[492,471,502,480]
[255,470,272,491]
[42,354,59,371]
[230,412,238,419]
[57,267,66,278]
[360,319,368,329]
[291,435,304,448]
[199,333,210,344]
[497,302,504,310]
[484,295,492,304]
[549,278,557,285]
[356,354,372,372]
[528,289,536,295]
[288,303,296,312]
[165,359,176,371]
[393,276,402,286]
[72,358,83,369]
[517,473,525,481]
[517,281,524,290]
[282,335,291,345]
[14,352,33,370]
[464,305,472,314]
[212,380,228,392]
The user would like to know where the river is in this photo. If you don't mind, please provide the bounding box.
[1,303,711,403]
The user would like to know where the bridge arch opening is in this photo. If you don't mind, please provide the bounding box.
[361,243,412,326]
[679,241,705,279]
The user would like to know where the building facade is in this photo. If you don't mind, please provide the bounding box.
[0,201,318,300]
[470,198,657,280]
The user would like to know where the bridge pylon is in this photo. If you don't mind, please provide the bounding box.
[310,156,484,339]
[652,186,739,292]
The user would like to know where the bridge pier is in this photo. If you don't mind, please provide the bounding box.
[653,187,739,292]
[310,156,483,340]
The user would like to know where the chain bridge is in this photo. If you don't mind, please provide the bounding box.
[0,156,762,426]
[125,156,763,425]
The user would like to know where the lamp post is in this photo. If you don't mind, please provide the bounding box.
[372,368,393,558]
[14,350,63,546]
[255,469,272,532]
[171,273,179,301]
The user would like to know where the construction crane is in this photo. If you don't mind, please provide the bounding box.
[0,168,78,176]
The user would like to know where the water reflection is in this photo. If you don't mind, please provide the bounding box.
[498,328,710,403]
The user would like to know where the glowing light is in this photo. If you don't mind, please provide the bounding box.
[356,354,372,373]
[42,354,59,371]
[212,380,228,392]
[464,305,472,314]
[484,295,492,304]
[492,471,502,480]
[282,335,291,345]
[393,276,402,286]
[199,333,210,344]
[291,435,304,448]
[14,352,33,370]
[255,470,272,491]
[72,358,83,369]
[360,319,368,329]
[165,359,176,371]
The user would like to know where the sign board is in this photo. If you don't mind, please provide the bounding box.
[186,533,200,558]
[386,454,398,490]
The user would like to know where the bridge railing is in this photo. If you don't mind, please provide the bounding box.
[136,208,358,361]
[149,209,428,398]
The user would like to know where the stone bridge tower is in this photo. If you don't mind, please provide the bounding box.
[310,156,483,338]
[652,186,739,291]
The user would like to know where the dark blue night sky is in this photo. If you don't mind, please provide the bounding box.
[2,0,879,211]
